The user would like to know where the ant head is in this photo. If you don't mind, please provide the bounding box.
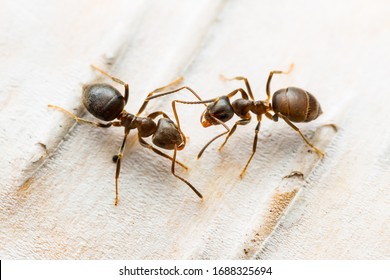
[82,83,125,121]
[152,118,184,150]
[201,96,234,127]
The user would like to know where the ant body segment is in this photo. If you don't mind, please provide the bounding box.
[49,65,202,205]
[147,64,328,178]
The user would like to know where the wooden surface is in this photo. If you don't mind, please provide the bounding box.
[1,0,390,259]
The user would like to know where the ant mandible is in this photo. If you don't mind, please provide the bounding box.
[146,64,328,178]
[48,65,202,205]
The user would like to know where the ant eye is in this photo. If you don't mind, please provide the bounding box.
[218,113,227,119]
[215,110,234,122]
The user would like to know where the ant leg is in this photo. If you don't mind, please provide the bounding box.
[171,98,216,127]
[171,100,186,149]
[220,75,255,101]
[226,88,250,100]
[141,86,209,118]
[147,110,189,150]
[147,111,170,120]
[147,96,212,152]
[319,123,338,132]
[48,105,119,128]
[145,87,216,140]
[277,113,325,157]
[172,98,221,151]
[171,145,203,199]
[240,120,262,178]
[197,116,231,159]
[266,64,294,103]
[265,112,274,120]
[171,97,218,150]
[145,86,204,102]
[114,129,130,206]
[90,65,129,104]
[218,118,251,152]
[136,77,184,116]
[138,137,188,170]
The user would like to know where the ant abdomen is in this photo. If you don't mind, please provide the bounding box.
[82,83,125,121]
[272,87,322,123]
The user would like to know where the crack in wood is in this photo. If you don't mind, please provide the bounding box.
[241,123,338,259]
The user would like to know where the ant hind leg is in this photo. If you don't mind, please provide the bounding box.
[266,64,294,102]
[90,65,130,104]
[277,112,325,157]
[48,105,118,128]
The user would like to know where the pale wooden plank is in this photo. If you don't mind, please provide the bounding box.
[1,0,390,260]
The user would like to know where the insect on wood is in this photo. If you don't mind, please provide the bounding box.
[147,64,333,177]
[48,65,202,205]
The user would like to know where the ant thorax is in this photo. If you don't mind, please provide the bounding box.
[250,100,270,116]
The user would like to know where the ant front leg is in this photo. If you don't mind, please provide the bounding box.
[138,137,188,170]
[136,77,184,116]
[218,118,251,152]
[90,65,129,104]
[171,145,203,200]
[275,112,325,157]
[144,86,209,119]
[114,129,130,206]
[171,97,216,149]
[240,118,262,178]
[220,75,255,101]
[197,116,231,159]
[48,105,120,128]
[145,86,205,103]
[145,86,211,151]
[155,86,208,148]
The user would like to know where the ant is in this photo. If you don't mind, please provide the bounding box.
[146,64,331,178]
[48,65,203,205]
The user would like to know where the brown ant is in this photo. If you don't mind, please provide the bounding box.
[146,64,328,178]
[48,65,202,205]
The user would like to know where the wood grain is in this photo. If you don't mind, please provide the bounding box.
[1,0,389,259]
